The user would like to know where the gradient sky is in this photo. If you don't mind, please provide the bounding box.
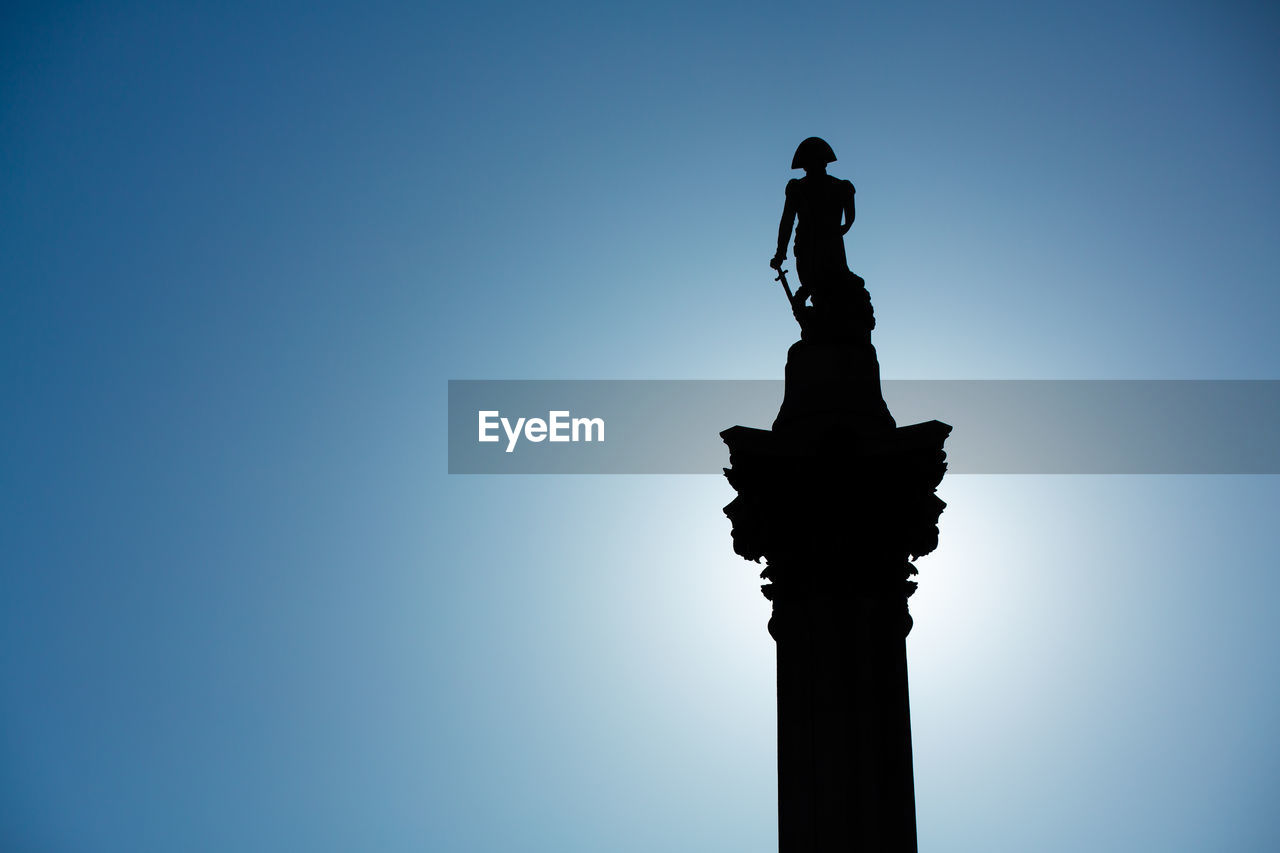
[3,2,1279,851]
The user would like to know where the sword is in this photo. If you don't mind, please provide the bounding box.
[775,267,804,328]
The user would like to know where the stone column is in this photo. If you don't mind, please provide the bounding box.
[722,328,949,852]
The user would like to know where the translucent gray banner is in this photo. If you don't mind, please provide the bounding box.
[447,380,1280,474]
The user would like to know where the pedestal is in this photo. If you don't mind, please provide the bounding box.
[722,332,949,852]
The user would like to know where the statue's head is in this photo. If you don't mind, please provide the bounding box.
[791,137,837,170]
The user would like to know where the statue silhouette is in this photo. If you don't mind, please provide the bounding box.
[770,137,856,309]
[726,135,952,852]
[769,137,874,343]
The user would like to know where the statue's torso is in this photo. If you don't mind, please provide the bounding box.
[790,175,854,253]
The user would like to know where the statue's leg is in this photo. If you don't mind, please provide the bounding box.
[794,254,812,307]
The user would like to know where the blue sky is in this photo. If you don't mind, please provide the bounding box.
[2,1,1278,851]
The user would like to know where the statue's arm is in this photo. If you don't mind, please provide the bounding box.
[840,180,856,235]
[772,181,797,267]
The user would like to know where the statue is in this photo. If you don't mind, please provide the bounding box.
[724,138,952,851]
[769,137,874,342]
